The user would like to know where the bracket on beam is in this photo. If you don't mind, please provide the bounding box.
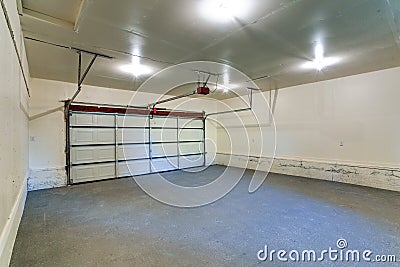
[65,51,98,113]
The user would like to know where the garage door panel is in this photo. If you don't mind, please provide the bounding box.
[71,163,115,183]
[70,113,115,127]
[179,143,203,155]
[180,154,204,169]
[71,146,115,164]
[150,117,177,128]
[151,129,177,142]
[118,128,148,143]
[119,160,150,176]
[71,128,115,145]
[117,115,148,128]
[152,143,177,157]
[151,158,178,172]
[118,144,149,160]
[179,129,203,141]
[179,118,203,128]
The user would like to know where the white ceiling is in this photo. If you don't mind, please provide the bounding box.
[20,0,400,97]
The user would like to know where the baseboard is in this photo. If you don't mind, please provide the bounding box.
[28,167,67,191]
[0,179,27,267]
[216,153,400,192]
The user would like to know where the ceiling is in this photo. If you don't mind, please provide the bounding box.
[20,0,400,98]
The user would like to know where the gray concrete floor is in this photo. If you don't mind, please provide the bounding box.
[11,165,400,266]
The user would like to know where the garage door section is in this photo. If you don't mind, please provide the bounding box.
[70,112,116,183]
[178,118,205,169]
[67,105,205,184]
[117,115,150,178]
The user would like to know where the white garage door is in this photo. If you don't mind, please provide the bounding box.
[68,110,205,184]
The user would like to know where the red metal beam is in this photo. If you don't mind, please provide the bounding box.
[69,104,204,118]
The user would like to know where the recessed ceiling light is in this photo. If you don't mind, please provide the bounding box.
[315,43,324,61]
[200,0,249,22]
[302,57,340,71]
[120,63,152,77]
[120,55,152,77]
[302,43,340,71]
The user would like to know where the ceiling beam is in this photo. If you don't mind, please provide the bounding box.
[74,0,89,33]
[22,7,74,30]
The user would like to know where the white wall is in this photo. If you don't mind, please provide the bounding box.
[217,67,400,191]
[30,65,400,192]
[273,67,400,165]
[29,78,218,190]
[0,0,29,265]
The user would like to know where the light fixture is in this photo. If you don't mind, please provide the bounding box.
[302,43,340,71]
[121,52,153,77]
[315,43,324,61]
[302,57,340,71]
[120,63,152,77]
[200,0,249,22]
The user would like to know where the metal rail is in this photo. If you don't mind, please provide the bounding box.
[66,102,205,118]
[70,140,203,148]
[177,117,180,169]
[205,87,258,118]
[150,90,197,109]
[203,111,206,166]
[24,37,113,59]
[147,72,220,111]
[1,0,30,96]
[114,114,119,179]
[71,153,204,167]
[69,101,147,110]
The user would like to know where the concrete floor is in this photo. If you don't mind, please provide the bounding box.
[11,165,400,266]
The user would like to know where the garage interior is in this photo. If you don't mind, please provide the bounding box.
[1,0,400,266]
